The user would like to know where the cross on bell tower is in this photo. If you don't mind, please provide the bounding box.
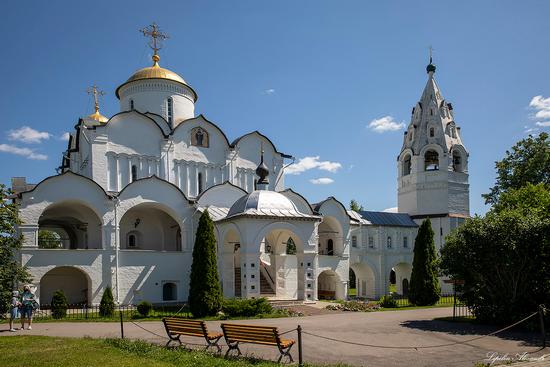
[86,84,105,114]
[140,22,169,65]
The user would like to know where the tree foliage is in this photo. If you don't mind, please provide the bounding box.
[0,184,31,314]
[38,230,62,249]
[442,184,550,324]
[349,199,364,213]
[188,210,222,318]
[51,290,68,319]
[408,219,441,306]
[99,286,115,317]
[483,132,550,205]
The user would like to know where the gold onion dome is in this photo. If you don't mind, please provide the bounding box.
[87,107,109,123]
[115,54,189,98]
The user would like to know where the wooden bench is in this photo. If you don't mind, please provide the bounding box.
[162,317,223,351]
[221,323,295,362]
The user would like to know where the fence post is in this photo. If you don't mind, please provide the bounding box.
[85,305,88,320]
[119,310,124,339]
[453,284,457,321]
[539,305,546,349]
[297,324,303,366]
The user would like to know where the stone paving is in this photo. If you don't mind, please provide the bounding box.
[1,307,548,367]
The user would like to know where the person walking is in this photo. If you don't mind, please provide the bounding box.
[9,290,20,332]
[20,285,35,330]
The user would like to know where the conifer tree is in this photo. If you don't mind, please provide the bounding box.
[188,210,222,317]
[99,286,115,317]
[51,290,68,319]
[409,219,441,306]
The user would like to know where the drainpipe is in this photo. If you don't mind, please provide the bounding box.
[113,195,120,304]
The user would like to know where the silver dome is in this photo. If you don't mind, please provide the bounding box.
[227,190,317,219]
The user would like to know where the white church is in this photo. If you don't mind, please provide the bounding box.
[11,25,469,306]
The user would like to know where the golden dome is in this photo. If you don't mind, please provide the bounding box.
[87,109,109,123]
[115,55,190,99]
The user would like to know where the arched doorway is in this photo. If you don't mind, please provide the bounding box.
[40,266,91,305]
[391,262,412,295]
[119,203,182,251]
[318,217,343,256]
[222,228,241,298]
[38,201,102,249]
[317,270,344,300]
[349,268,357,298]
[351,263,377,299]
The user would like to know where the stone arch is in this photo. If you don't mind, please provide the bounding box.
[317,270,345,300]
[451,144,468,173]
[389,262,412,296]
[318,216,344,256]
[220,224,243,298]
[39,266,91,305]
[38,200,103,249]
[350,262,377,299]
[253,221,307,253]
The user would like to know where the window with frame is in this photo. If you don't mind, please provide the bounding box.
[167,98,174,127]
[131,165,137,182]
[429,127,435,137]
[162,282,177,301]
[368,236,374,248]
[403,236,408,248]
[130,99,134,110]
[386,236,392,249]
[191,127,209,147]
[351,236,357,248]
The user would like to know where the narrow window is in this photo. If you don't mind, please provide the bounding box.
[167,97,173,127]
[130,99,134,110]
[131,165,137,182]
[403,155,411,176]
[368,237,374,248]
[430,109,433,116]
[429,127,435,137]
[162,282,177,301]
[327,239,334,256]
[403,237,408,248]
[197,172,203,194]
[254,179,257,191]
[352,236,357,248]
[453,152,462,172]
[387,236,392,249]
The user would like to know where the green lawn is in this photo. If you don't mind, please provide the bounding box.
[0,336,349,367]
[348,288,357,297]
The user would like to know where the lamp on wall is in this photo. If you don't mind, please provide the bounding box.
[134,218,141,228]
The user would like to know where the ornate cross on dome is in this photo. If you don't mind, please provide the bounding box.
[429,45,433,64]
[86,84,105,113]
[140,23,169,63]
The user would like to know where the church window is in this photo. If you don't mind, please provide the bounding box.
[403,236,408,248]
[424,150,439,171]
[403,155,411,176]
[430,109,433,116]
[327,239,334,256]
[386,236,392,249]
[127,231,140,248]
[429,127,435,137]
[368,237,374,248]
[191,127,209,147]
[130,99,134,110]
[197,172,203,194]
[352,236,357,248]
[453,151,463,172]
[167,97,173,127]
[131,165,137,182]
[162,282,177,301]
[451,127,457,138]
[254,179,257,190]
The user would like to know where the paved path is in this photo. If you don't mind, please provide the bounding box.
[1,307,548,367]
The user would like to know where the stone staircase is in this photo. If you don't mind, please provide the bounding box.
[234,267,241,297]
[234,267,275,297]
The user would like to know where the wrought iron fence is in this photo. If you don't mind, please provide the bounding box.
[27,303,189,320]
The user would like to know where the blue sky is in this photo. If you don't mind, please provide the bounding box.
[1,1,549,215]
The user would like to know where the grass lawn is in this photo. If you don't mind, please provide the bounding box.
[348,288,356,297]
[0,336,349,367]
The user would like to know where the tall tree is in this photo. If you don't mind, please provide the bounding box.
[441,185,550,323]
[0,184,31,314]
[188,210,222,317]
[349,199,364,212]
[408,219,440,306]
[483,132,550,205]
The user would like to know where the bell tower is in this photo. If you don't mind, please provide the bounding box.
[397,56,470,249]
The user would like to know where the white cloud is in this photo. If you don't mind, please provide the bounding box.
[8,126,51,144]
[309,178,334,185]
[383,207,398,213]
[367,116,405,133]
[0,144,48,160]
[529,95,550,120]
[535,121,550,127]
[525,127,540,134]
[60,132,71,141]
[286,156,342,175]
[263,89,275,95]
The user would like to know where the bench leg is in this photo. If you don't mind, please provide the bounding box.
[224,341,241,358]
[277,344,294,363]
[205,336,222,354]
[165,335,182,348]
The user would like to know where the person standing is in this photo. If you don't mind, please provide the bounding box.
[20,285,35,330]
[9,290,20,332]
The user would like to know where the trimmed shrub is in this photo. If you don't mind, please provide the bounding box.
[137,301,152,317]
[99,286,115,317]
[409,219,441,306]
[188,210,222,318]
[379,295,398,308]
[222,298,273,317]
[51,290,68,319]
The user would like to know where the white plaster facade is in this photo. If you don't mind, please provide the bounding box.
[12,52,468,306]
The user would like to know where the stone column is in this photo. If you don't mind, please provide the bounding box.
[19,224,39,248]
[240,252,260,299]
[297,252,317,302]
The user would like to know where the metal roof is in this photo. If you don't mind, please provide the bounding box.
[358,211,418,227]
[226,190,318,220]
